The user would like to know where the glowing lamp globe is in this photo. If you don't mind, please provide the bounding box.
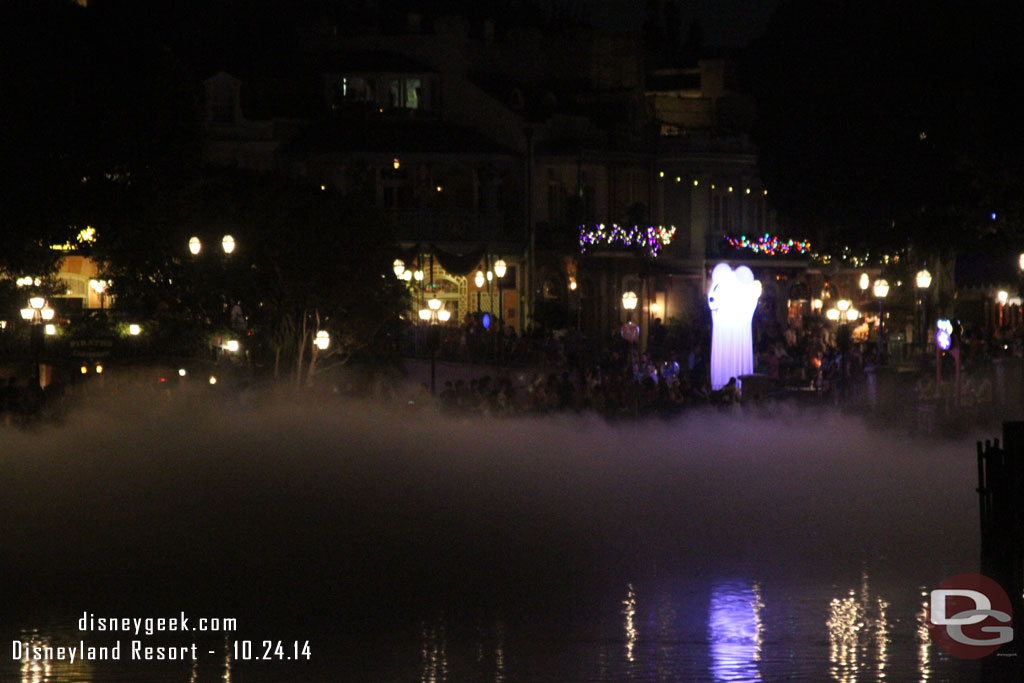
[418,309,431,321]
[494,259,507,278]
[998,290,1009,305]
[1019,253,1024,271]
[314,330,330,350]
[20,308,33,320]
[40,308,55,321]
[622,291,638,310]
[859,273,870,291]
[189,236,201,255]
[221,234,235,254]
[225,340,240,352]
[847,308,859,320]
[837,299,851,312]
[402,270,412,281]
[29,296,45,310]
[393,259,406,278]
[475,270,485,288]
[873,279,889,298]
[916,269,932,289]
[427,298,442,311]
[826,308,841,321]
[414,270,424,281]
[128,324,141,335]
[44,324,56,336]
[437,309,451,323]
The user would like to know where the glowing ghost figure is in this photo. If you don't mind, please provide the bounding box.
[708,263,762,390]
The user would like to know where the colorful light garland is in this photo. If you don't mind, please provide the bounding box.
[579,224,677,257]
[724,233,811,256]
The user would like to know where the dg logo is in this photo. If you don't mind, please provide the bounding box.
[929,573,1014,658]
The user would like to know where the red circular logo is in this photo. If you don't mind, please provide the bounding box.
[929,573,1013,658]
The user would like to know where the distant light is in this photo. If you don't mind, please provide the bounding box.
[414,270,424,281]
[80,366,88,375]
[826,308,840,321]
[916,269,932,289]
[128,323,141,336]
[745,188,751,194]
[494,259,507,278]
[393,258,406,278]
[436,185,443,192]
[221,234,235,254]
[29,296,45,310]
[998,290,1009,304]
[675,176,681,183]
[428,297,442,311]
[693,180,699,187]
[486,270,493,282]
[402,270,412,281]
[475,270,485,288]
[44,324,56,336]
[189,236,201,255]
[438,309,451,323]
[225,340,240,352]
[659,171,664,178]
[418,309,431,320]
[991,212,997,220]
[651,302,661,314]
[811,298,823,310]
[320,184,326,191]
[209,376,217,385]
[314,330,330,350]
[569,277,577,291]
[95,364,103,374]
[40,308,55,321]
[178,368,187,377]
[837,299,851,312]
[393,158,400,169]
[936,319,952,351]
[159,377,166,383]
[482,313,491,329]
[728,186,733,193]
[622,291,638,310]
[859,273,870,291]
[873,279,889,298]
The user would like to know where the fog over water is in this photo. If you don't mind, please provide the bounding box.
[0,388,990,680]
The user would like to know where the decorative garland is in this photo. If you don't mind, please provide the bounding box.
[579,224,677,257]
[724,233,811,256]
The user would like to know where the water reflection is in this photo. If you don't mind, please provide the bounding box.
[916,591,932,681]
[421,618,449,683]
[623,583,638,664]
[827,572,891,683]
[708,580,764,682]
[17,630,94,683]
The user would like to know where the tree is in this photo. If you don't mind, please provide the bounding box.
[99,170,409,386]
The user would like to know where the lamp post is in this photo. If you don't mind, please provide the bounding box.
[916,269,932,356]
[997,289,1009,328]
[872,279,889,364]
[20,297,55,389]
[419,297,451,395]
[622,290,639,372]
[827,300,858,400]
[475,269,485,314]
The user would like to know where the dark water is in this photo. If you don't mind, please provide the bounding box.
[0,391,1005,681]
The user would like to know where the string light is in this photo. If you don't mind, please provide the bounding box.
[579,224,677,257]
[725,233,811,256]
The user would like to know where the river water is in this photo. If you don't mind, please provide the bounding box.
[0,391,1006,681]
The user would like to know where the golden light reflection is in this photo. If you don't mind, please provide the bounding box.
[916,592,931,681]
[222,635,232,683]
[623,583,638,664]
[495,622,505,683]
[421,619,449,683]
[828,590,865,682]
[17,630,95,683]
[827,573,892,683]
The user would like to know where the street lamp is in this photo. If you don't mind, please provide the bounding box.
[622,291,638,316]
[393,259,406,278]
[998,290,1009,327]
[859,273,870,293]
[314,330,330,350]
[420,297,450,395]
[873,278,889,363]
[20,297,55,388]
[221,234,236,255]
[189,236,202,255]
[916,269,932,355]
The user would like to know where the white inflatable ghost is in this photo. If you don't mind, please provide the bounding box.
[708,263,762,390]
